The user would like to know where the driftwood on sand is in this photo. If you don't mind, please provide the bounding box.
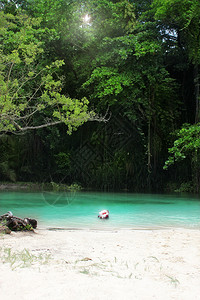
[0,211,37,234]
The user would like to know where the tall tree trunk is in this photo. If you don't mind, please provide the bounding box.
[147,118,151,173]
[147,86,154,191]
[194,64,200,123]
[194,63,200,192]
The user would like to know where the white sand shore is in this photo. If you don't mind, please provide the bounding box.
[0,228,200,300]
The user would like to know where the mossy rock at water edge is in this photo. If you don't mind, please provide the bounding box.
[0,212,37,232]
[0,224,11,234]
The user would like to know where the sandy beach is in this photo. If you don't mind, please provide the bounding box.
[0,228,200,300]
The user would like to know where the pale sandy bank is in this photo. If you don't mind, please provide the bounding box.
[0,228,200,300]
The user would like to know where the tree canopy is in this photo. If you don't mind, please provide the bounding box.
[0,0,200,192]
[0,9,95,134]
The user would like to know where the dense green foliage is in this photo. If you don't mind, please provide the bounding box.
[0,10,93,134]
[0,0,200,192]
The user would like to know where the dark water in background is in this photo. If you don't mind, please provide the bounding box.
[0,191,200,229]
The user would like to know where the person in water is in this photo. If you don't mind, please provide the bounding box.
[98,210,109,219]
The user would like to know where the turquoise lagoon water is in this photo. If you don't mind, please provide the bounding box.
[0,191,200,229]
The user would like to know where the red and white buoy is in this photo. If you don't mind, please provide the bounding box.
[98,210,109,219]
